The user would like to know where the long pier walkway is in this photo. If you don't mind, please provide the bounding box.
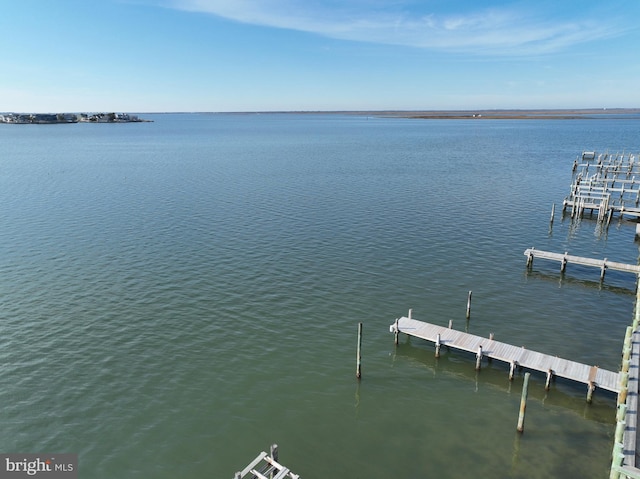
[390,315,621,396]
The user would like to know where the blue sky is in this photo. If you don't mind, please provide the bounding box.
[2,0,639,112]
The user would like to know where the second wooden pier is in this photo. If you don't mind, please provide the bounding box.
[390,314,621,398]
[524,247,640,280]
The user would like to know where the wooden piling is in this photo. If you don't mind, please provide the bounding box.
[526,248,534,268]
[448,319,453,329]
[614,406,627,443]
[611,443,624,479]
[475,345,482,370]
[270,444,279,479]
[509,360,517,381]
[550,203,555,223]
[517,372,531,433]
[435,333,441,358]
[587,381,596,403]
[394,318,399,345]
[356,322,363,379]
[623,326,633,351]
[617,372,629,406]
[545,369,553,390]
[466,291,472,319]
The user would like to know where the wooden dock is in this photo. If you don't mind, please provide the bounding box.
[390,315,621,396]
[234,445,299,479]
[524,248,640,279]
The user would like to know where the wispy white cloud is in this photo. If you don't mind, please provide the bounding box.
[157,0,631,55]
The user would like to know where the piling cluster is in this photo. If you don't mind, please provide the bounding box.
[563,151,640,224]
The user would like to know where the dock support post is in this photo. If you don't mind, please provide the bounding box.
[235,472,241,479]
[435,333,441,358]
[408,308,412,320]
[600,259,607,281]
[356,322,363,379]
[448,319,453,329]
[550,203,555,224]
[475,345,483,370]
[526,248,534,268]
[394,318,399,345]
[618,372,629,406]
[560,252,568,274]
[614,405,627,444]
[509,361,517,381]
[586,381,596,404]
[269,444,279,479]
[611,442,624,479]
[466,291,472,319]
[517,372,531,433]
[623,326,632,361]
[545,369,553,390]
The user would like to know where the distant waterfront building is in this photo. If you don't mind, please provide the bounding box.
[1,112,148,124]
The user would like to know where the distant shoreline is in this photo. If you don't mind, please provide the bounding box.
[387,108,640,120]
[295,108,640,120]
[165,108,640,119]
[3,109,639,121]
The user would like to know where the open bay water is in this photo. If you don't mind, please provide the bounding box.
[1,113,639,478]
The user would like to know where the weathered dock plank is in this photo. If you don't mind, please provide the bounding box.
[390,316,621,394]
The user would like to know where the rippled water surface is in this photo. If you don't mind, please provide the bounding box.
[1,113,639,478]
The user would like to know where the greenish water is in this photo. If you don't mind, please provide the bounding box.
[1,113,639,478]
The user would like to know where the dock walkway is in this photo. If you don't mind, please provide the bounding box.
[390,315,621,395]
[524,248,640,279]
